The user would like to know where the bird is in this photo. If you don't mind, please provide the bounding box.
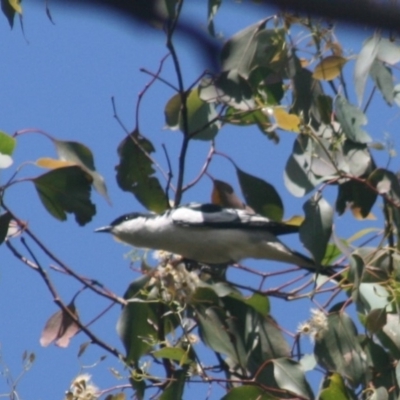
[95,203,336,276]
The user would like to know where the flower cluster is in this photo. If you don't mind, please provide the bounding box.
[64,374,99,400]
[150,251,200,303]
[297,309,328,341]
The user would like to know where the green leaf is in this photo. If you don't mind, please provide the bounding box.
[357,282,390,312]
[284,135,323,197]
[53,139,109,202]
[222,385,276,400]
[199,73,255,111]
[272,358,314,400]
[164,92,181,129]
[196,305,246,367]
[336,179,377,218]
[165,88,220,140]
[221,295,289,370]
[348,254,364,303]
[190,286,220,306]
[380,313,400,355]
[243,293,270,316]
[316,95,333,125]
[289,55,323,124]
[0,130,16,155]
[159,369,186,400]
[0,131,16,169]
[236,167,283,221]
[207,0,221,37]
[319,373,351,400]
[365,308,387,334]
[182,88,220,140]
[221,19,279,79]
[117,300,159,364]
[153,347,190,365]
[223,107,277,142]
[0,212,12,245]
[115,131,169,213]
[299,193,333,265]
[354,34,380,106]
[33,166,96,226]
[314,311,368,387]
[376,38,400,65]
[123,274,153,300]
[335,95,371,144]
[370,60,394,105]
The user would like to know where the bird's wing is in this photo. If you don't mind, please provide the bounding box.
[170,203,299,236]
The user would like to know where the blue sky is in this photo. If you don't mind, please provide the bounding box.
[0,1,397,399]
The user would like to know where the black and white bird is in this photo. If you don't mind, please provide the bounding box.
[95,203,334,274]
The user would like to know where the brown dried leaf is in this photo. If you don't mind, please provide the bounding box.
[40,302,79,348]
[211,179,248,210]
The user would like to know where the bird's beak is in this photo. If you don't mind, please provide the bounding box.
[94,226,112,233]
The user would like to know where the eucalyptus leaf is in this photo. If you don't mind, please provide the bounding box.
[199,73,255,111]
[153,347,190,365]
[354,34,380,105]
[159,369,186,400]
[33,166,96,226]
[336,179,377,218]
[314,311,368,387]
[335,96,371,144]
[377,38,400,65]
[196,305,246,368]
[284,135,323,197]
[370,60,394,105]
[0,130,16,156]
[365,308,387,334]
[116,131,168,213]
[273,358,314,400]
[117,300,159,364]
[289,53,323,124]
[299,193,333,265]
[182,88,220,140]
[221,19,285,80]
[54,139,110,202]
[236,167,283,221]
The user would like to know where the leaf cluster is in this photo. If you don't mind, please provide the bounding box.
[3,1,400,400]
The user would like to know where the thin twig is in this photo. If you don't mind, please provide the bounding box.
[161,143,173,201]
[140,66,178,92]
[19,237,124,360]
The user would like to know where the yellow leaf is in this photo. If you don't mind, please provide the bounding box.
[9,0,22,14]
[273,108,300,132]
[36,158,76,169]
[313,55,347,81]
[351,207,377,220]
[284,215,304,226]
[299,58,309,68]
